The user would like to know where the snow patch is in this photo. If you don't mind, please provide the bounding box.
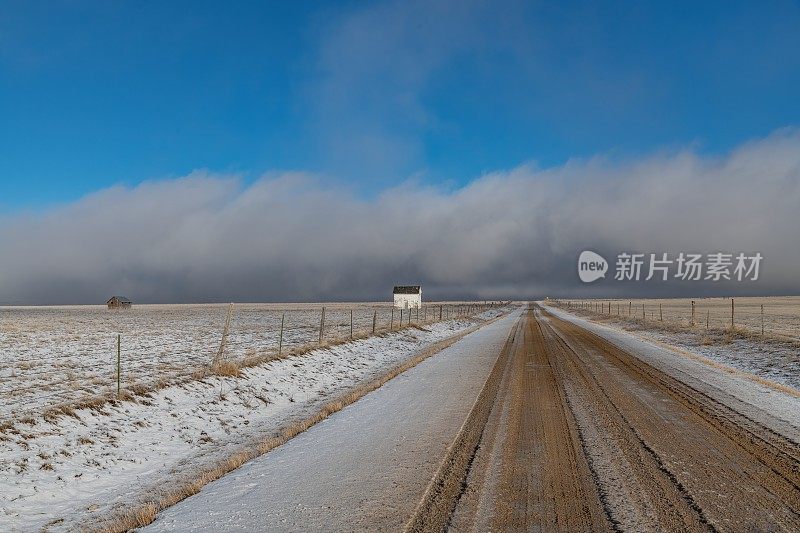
[0,308,510,532]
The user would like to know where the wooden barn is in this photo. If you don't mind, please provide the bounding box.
[107,296,132,309]
[393,285,422,309]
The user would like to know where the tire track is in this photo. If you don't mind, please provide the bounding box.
[488,309,610,532]
[404,317,521,533]
[440,304,800,532]
[536,308,715,531]
[538,306,800,532]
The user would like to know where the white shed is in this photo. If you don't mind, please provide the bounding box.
[393,285,422,309]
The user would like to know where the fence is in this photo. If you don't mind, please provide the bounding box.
[0,301,508,422]
[551,296,800,341]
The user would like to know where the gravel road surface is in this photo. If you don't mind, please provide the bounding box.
[447,305,800,532]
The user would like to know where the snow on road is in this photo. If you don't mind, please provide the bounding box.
[0,309,511,532]
[144,310,521,532]
[543,304,800,442]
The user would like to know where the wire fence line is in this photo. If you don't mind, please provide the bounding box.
[0,301,507,422]
[550,296,800,341]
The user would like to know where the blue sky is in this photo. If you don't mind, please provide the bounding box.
[2,0,800,302]
[1,0,799,209]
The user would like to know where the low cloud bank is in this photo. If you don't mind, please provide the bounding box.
[1,130,798,304]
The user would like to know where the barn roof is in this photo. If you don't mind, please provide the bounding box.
[393,285,421,294]
[107,296,132,303]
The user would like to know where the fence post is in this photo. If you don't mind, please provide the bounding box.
[730,298,735,330]
[319,307,326,345]
[642,303,645,320]
[278,313,285,356]
[761,304,764,336]
[439,305,442,320]
[629,301,632,316]
[706,310,709,329]
[372,310,377,334]
[660,302,663,321]
[391,307,394,330]
[350,309,353,340]
[691,300,695,327]
[400,308,404,328]
[116,333,121,399]
[216,303,233,362]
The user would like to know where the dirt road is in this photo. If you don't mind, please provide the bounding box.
[417,304,800,532]
[142,304,799,532]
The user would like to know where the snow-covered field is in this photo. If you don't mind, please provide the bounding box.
[559,296,800,341]
[0,302,480,422]
[548,301,800,390]
[543,303,800,442]
[0,307,510,532]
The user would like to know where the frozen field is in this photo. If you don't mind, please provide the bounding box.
[0,302,487,422]
[561,296,800,340]
[0,307,512,531]
[551,298,800,390]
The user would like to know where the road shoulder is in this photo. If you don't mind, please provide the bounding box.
[144,310,521,532]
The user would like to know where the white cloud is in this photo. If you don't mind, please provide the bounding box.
[1,130,798,304]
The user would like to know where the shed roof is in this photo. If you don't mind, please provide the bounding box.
[107,296,132,303]
[393,286,421,294]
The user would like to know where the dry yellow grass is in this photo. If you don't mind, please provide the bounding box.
[209,360,242,378]
[132,502,158,529]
